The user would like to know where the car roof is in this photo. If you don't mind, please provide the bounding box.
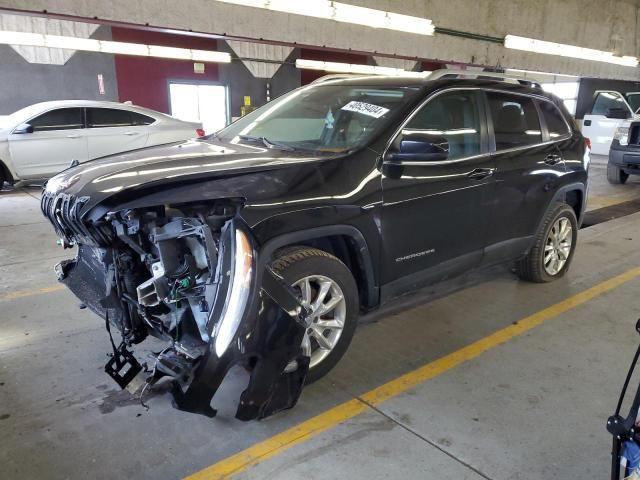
[8,100,171,118]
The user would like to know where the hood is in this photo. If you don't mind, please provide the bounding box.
[45,138,343,211]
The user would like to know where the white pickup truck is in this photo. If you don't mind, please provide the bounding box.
[581,90,640,155]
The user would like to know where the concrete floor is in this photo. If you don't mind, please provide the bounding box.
[3,158,640,479]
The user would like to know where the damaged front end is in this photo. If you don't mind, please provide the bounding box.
[42,193,310,420]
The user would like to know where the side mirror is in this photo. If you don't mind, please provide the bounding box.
[13,123,34,134]
[387,132,449,162]
[605,108,631,120]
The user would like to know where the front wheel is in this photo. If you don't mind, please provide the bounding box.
[607,162,629,184]
[271,247,359,384]
[515,204,578,283]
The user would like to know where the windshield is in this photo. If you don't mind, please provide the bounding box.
[625,93,640,113]
[214,84,421,152]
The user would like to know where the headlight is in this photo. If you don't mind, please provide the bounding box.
[214,228,254,356]
[614,122,631,146]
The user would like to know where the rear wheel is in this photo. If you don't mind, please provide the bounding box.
[607,162,629,184]
[271,247,359,384]
[515,203,578,283]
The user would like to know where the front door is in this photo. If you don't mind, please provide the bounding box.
[582,91,632,155]
[380,90,495,297]
[8,107,87,179]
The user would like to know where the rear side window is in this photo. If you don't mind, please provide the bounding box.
[591,92,628,116]
[487,92,542,150]
[131,112,155,125]
[404,90,482,160]
[539,101,570,139]
[87,108,134,128]
[29,108,83,132]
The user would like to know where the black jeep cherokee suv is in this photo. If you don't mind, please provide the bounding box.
[41,72,589,420]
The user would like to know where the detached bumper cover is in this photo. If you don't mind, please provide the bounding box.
[171,265,310,420]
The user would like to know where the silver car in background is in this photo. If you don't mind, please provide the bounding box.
[0,100,203,186]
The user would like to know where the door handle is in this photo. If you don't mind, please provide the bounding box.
[124,131,139,136]
[467,168,495,180]
[66,134,80,139]
[544,154,562,165]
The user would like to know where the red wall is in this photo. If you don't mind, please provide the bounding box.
[111,28,220,113]
[299,48,369,85]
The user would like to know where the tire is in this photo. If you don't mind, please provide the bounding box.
[607,162,629,184]
[515,203,578,283]
[271,247,359,384]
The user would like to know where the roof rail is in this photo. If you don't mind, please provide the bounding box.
[427,69,542,89]
[311,73,369,84]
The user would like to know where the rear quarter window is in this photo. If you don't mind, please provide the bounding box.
[539,101,571,139]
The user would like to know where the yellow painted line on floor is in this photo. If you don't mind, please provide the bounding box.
[185,265,640,480]
[0,285,64,302]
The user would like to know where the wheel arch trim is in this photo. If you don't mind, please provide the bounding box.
[258,225,379,309]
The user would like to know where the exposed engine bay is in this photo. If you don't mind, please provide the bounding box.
[46,197,310,420]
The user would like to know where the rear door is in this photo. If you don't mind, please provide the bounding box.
[380,89,496,294]
[582,91,632,155]
[85,108,152,160]
[483,91,569,265]
[8,107,87,179]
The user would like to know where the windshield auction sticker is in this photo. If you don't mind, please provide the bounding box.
[341,101,390,118]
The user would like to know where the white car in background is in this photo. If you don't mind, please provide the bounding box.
[0,100,204,186]
[581,90,640,155]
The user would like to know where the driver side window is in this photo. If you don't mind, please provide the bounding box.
[591,92,629,116]
[405,91,482,160]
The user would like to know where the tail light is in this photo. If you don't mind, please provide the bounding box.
[584,137,592,150]
[196,128,205,137]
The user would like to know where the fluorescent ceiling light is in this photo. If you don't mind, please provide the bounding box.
[216,0,435,35]
[0,30,231,63]
[296,58,430,77]
[192,49,233,63]
[46,36,100,51]
[148,45,191,60]
[505,34,639,67]
[100,40,149,56]
[0,30,44,47]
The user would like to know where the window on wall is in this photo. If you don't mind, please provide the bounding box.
[169,83,228,134]
[487,92,542,150]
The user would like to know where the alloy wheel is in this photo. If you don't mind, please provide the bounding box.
[543,217,573,276]
[292,275,347,369]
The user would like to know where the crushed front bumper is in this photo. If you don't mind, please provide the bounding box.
[56,218,311,421]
